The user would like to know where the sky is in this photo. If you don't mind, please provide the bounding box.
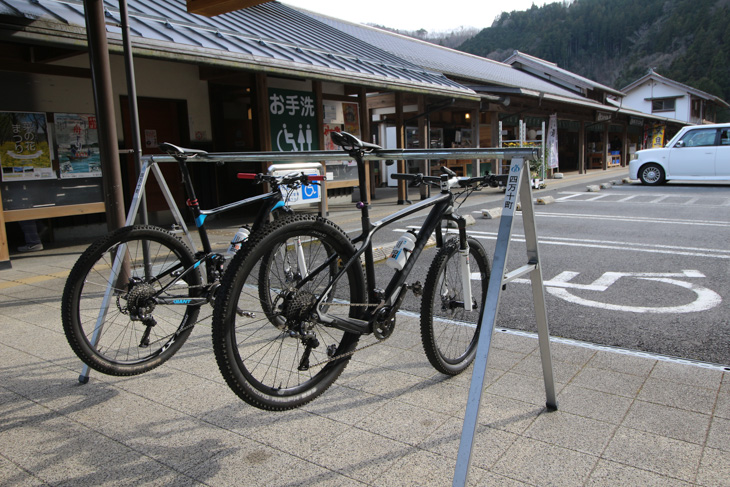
[282,0,554,33]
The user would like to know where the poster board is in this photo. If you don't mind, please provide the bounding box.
[0,111,104,215]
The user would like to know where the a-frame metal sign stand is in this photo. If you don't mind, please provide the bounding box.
[453,157,558,486]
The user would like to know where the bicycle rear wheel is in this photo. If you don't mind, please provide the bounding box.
[420,237,490,375]
[62,225,202,376]
[213,215,366,411]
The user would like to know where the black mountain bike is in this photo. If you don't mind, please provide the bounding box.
[212,132,502,410]
[62,142,322,378]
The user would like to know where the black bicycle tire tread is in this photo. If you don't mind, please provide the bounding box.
[212,214,365,411]
[420,237,490,375]
[62,225,200,376]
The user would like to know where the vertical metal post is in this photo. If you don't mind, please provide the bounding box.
[119,0,148,226]
[453,158,557,486]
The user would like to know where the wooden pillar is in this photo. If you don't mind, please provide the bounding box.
[470,106,480,177]
[314,81,328,215]
[622,123,629,167]
[491,112,500,174]
[0,196,9,268]
[578,121,585,174]
[255,73,271,157]
[602,123,609,171]
[418,95,429,199]
[357,87,373,203]
[395,92,408,204]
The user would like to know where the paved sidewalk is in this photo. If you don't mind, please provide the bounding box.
[1,167,728,486]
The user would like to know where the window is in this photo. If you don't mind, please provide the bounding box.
[651,98,676,112]
[678,128,717,147]
[720,129,730,146]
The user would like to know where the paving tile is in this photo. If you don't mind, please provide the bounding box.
[476,393,544,434]
[301,384,386,425]
[586,350,656,377]
[524,409,616,455]
[556,384,632,424]
[181,436,301,487]
[344,367,428,399]
[486,371,563,407]
[491,436,598,487]
[696,447,730,487]
[538,340,596,366]
[586,459,692,486]
[510,353,583,384]
[395,376,469,415]
[622,400,711,445]
[308,427,413,482]
[468,347,521,373]
[603,427,702,481]
[491,332,538,355]
[650,361,724,390]
[354,400,448,446]
[253,409,351,456]
[372,449,457,487]
[715,391,730,419]
[571,366,645,398]
[705,416,730,453]
[417,416,518,469]
[638,377,717,414]
[0,451,46,487]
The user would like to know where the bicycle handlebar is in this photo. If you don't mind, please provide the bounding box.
[237,172,324,186]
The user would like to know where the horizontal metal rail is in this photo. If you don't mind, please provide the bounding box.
[149,147,538,165]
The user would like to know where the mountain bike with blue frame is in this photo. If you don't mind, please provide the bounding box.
[62,142,323,378]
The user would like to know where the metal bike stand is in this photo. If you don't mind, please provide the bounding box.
[78,158,195,383]
[453,158,557,486]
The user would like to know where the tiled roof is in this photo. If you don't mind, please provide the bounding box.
[294,7,589,100]
[0,0,476,97]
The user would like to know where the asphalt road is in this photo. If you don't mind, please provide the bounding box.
[363,177,730,366]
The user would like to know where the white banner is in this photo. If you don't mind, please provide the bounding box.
[547,113,559,169]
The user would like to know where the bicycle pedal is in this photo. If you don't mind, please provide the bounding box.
[408,281,423,296]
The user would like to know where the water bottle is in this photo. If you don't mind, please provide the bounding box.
[386,232,416,270]
[226,227,250,256]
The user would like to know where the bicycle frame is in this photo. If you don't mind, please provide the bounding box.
[311,152,471,335]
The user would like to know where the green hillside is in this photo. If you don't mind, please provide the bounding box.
[458,0,730,117]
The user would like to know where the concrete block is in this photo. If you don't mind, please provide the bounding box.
[536,196,555,205]
[600,182,613,189]
[622,178,633,184]
[553,173,564,179]
[586,185,601,192]
[482,207,502,219]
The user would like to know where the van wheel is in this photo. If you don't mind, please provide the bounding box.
[638,163,665,185]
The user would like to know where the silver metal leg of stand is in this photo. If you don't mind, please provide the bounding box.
[78,160,195,383]
[453,158,557,486]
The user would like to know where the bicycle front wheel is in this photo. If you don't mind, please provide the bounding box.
[62,225,202,376]
[213,215,366,411]
[420,237,490,375]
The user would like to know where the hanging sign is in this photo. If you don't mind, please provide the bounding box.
[268,88,319,152]
[546,113,559,169]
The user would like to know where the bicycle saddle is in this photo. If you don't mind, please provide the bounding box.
[158,142,208,158]
[330,131,381,152]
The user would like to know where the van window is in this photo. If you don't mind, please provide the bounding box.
[678,128,717,147]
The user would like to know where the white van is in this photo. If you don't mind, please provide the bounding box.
[629,123,730,185]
